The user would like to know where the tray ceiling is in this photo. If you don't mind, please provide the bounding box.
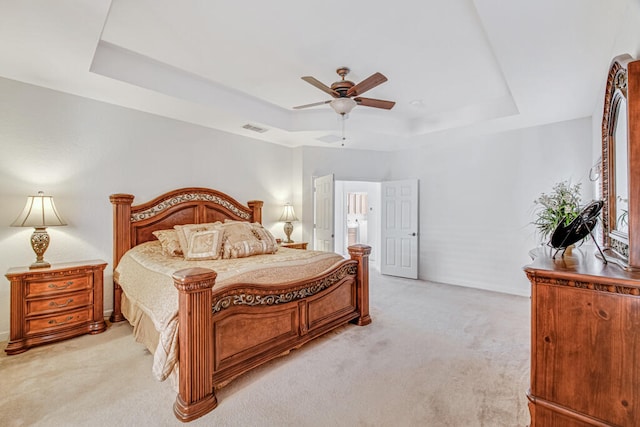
[0,0,631,150]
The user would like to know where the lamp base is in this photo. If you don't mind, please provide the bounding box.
[30,227,51,269]
[30,260,51,269]
[283,221,294,243]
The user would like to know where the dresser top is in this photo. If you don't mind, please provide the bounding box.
[525,246,640,287]
[6,259,108,277]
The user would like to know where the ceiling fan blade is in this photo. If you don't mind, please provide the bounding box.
[347,72,387,97]
[354,97,395,110]
[301,76,339,97]
[293,100,332,109]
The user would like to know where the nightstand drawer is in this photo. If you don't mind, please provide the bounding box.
[27,291,93,316]
[26,308,92,335]
[26,275,90,297]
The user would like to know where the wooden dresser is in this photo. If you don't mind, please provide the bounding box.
[5,260,108,354]
[524,247,640,426]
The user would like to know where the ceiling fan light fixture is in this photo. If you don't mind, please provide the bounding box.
[330,98,357,115]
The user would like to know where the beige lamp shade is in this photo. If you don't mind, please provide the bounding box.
[12,191,67,269]
[12,191,67,228]
[278,203,299,222]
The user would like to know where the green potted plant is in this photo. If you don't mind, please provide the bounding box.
[532,180,582,244]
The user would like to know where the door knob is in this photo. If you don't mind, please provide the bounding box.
[409,232,416,236]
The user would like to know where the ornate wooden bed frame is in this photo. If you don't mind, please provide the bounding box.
[109,187,371,422]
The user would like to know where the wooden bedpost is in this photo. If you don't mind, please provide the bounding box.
[348,244,372,326]
[247,200,263,224]
[172,268,218,422]
[109,194,134,323]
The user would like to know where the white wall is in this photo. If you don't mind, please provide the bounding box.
[389,118,594,296]
[0,76,605,341]
[297,120,594,297]
[591,0,640,188]
[0,78,295,340]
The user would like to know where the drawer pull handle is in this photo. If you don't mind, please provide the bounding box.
[49,298,74,308]
[48,281,74,290]
[48,316,74,326]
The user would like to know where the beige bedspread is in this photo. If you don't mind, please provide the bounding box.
[115,241,346,381]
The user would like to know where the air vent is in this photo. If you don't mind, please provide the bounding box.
[242,123,268,133]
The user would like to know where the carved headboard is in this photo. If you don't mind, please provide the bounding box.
[110,187,263,268]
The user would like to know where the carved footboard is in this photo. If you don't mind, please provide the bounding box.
[172,244,371,422]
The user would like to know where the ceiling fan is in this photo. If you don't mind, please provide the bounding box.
[293,67,395,115]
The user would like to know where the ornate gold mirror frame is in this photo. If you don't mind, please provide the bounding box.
[602,54,640,269]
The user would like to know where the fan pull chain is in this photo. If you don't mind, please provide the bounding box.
[341,114,346,146]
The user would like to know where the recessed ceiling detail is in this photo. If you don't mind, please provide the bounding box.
[317,134,343,144]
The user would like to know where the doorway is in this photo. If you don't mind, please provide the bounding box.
[313,177,418,277]
[334,180,381,266]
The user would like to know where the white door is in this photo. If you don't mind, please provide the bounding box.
[381,179,419,279]
[314,174,335,252]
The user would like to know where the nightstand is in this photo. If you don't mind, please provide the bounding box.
[280,242,308,250]
[5,260,108,355]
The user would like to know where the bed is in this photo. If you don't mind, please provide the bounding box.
[109,187,372,422]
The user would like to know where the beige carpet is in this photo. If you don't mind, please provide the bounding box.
[0,272,531,426]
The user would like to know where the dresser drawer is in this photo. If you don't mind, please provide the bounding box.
[26,275,90,298]
[27,291,93,316]
[26,308,92,335]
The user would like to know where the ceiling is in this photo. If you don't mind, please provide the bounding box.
[0,0,631,150]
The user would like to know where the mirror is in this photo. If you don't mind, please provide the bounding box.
[614,100,628,234]
[602,54,640,268]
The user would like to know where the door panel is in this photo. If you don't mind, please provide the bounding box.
[381,179,418,279]
[314,174,334,252]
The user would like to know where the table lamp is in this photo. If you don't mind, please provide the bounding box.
[11,191,67,269]
[279,203,299,243]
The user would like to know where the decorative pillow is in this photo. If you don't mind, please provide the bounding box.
[174,222,222,255]
[152,229,183,257]
[223,238,272,259]
[221,221,257,242]
[250,223,279,254]
[184,229,224,260]
[220,221,263,259]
